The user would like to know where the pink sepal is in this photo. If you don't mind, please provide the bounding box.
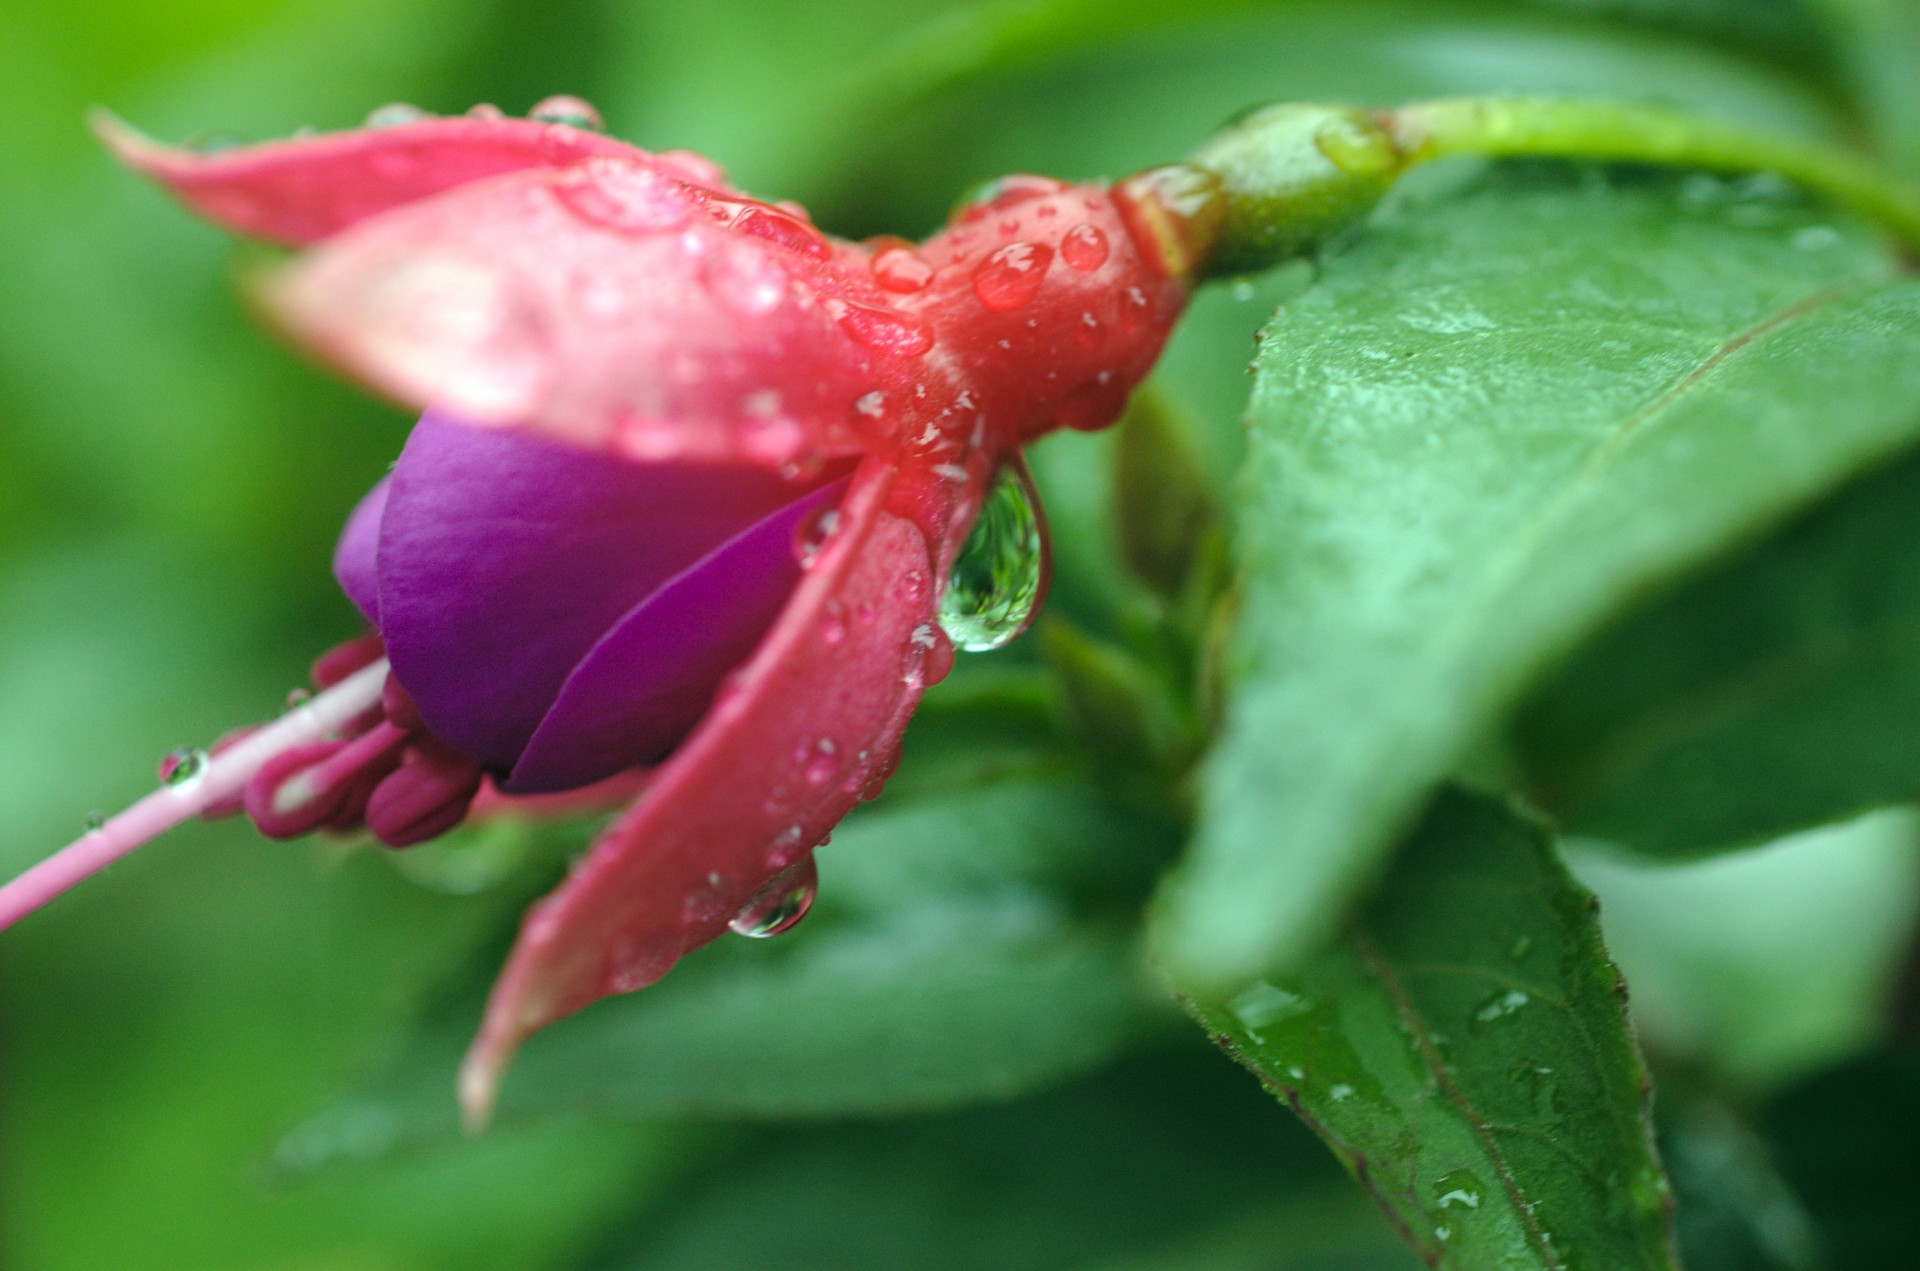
[92,109,723,246]
[253,163,929,468]
[458,453,964,1126]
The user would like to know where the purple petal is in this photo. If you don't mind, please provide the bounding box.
[373,410,817,772]
[333,476,390,625]
[505,476,848,793]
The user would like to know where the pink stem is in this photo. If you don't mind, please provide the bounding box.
[0,659,391,931]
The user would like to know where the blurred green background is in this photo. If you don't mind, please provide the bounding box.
[2,2,1917,1268]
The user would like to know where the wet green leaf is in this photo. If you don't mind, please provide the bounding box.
[278,768,1181,1170]
[1186,790,1677,1270]
[1518,448,1920,857]
[1158,164,1920,990]
[588,1047,1408,1271]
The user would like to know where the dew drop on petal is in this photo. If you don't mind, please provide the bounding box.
[659,149,727,190]
[1060,222,1110,271]
[820,606,848,647]
[466,102,505,120]
[529,94,604,130]
[364,102,431,128]
[938,459,1049,651]
[557,159,691,233]
[729,855,817,938]
[702,238,789,315]
[873,246,934,293]
[159,746,210,788]
[836,303,934,357]
[734,206,829,259]
[605,932,677,992]
[972,241,1053,312]
[1074,310,1103,350]
[792,504,841,568]
[285,687,314,711]
[82,811,105,833]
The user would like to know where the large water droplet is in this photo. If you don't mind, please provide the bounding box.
[971,241,1053,312]
[729,855,817,938]
[159,746,209,787]
[557,159,691,233]
[1060,222,1110,271]
[364,103,431,128]
[938,458,1049,651]
[836,302,934,357]
[734,206,829,259]
[529,94,603,130]
[872,245,933,293]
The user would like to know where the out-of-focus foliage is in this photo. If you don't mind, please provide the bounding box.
[5,1,1920,1269]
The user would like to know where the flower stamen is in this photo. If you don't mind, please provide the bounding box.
[0,658,392,931]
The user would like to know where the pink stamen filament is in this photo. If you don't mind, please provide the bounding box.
[0,658,392,932]
[269,721,408,818]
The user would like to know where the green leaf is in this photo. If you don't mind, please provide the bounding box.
[1157,164,1920,990]
[1518,446,1920,857]
[589,1047,1405,1271]
[1185,789,1677,1271]
[278,768,1181,1170]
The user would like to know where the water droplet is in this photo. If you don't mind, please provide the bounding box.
[1471,988,1530,1027]
[938,461,1047,653]
[83,811,105,833]
[792,504,842,568]
[1509,935,1534,960]
[729,855,817,938]
[1230,279,1256,302]
[734,206,829,259]
[836,302,934,357]
[466,103,505,120]
[159,746,209,787]
[703,238,788,314]
[285,687,314,711]
[971,241,1053,312]
[605,932,676,992]
[557,158,691,232]
[1074,310,1103,350]
[803,736,839,783]
[364,102,431,128]
[1118,284,1151,333]
[1060,222,1110,271]
[873,246,934,292]
[1432,1170,1485,1216]
[820,608,848,647]
[1228,981,1313,1039]
[529,94,603,130]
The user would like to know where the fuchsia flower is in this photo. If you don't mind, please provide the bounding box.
[0,97,1222,1124]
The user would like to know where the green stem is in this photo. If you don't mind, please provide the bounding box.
[1191,96,1920,276]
